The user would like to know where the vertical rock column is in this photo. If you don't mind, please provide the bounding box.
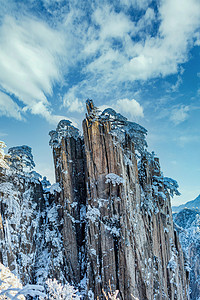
[82,100,188,300]
[49,120,87,285]
[82,101,142,299]
[139,155,188,300]
[49,101,188,299]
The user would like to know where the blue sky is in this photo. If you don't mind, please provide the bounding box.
[0,0,199,205]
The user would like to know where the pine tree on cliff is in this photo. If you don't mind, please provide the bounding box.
[7,145,35,172]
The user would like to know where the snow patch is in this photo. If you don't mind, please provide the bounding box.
[105,173,125,186]
[50,183,61,194]
[87,206,100,222]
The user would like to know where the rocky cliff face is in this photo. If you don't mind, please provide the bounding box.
[0,150,65,285]
[0,100,189,299]
[49,120,87,286]
[49,100,189,299]
[0,166,44,284]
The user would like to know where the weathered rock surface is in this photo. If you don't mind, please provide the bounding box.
[49,100,189,299]
[0,167,44,284]
[0,151,65,285]
[49,120,87,286]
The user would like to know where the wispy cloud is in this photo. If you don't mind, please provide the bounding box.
[115,98,144,118]
[175,135,200,146]
[99,98,144,120]
[0,15,70,123]
[170,105,190,125]
[62,0,200,111]
[0,0,200,120]
[0,91,22,120]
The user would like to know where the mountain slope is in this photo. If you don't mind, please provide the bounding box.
[172,194,200,213]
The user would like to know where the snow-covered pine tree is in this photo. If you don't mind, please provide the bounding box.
[7,146,35,172]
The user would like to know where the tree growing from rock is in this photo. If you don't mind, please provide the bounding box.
[7,145,35,172]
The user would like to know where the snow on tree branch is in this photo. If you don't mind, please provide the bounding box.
[45,278,81,300]
[49,120,80,148]
[163,177,181,197]
[101,108,148,155]
[7,145,35,172]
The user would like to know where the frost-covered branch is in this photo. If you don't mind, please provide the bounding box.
[163,177,181,197]
[0,285,46,300]
[49,120,80,148]
[7,145,35,172]
[45,279,81,300]
[101,108,148,155]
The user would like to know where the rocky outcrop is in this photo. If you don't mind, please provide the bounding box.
[0,100,189,299]
[0,166,44,284]
[174,209,200,300]
[0,150,64,285]
[49,100,189,299]
[49,120,87,286]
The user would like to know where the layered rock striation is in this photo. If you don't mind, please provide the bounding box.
[49,100,189,299]
[49,120,87,286]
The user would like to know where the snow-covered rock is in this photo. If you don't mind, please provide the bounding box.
[174,208,200,300]
[49,100,188,299]
[0,100,189,299]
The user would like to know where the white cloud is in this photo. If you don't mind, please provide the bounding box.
[92,6,133,40]
[135,7,155,32]
[121,0,200,80]
[99,98,144,120]
[120,0,152,10]
[63,87,84,113]
[65,98,84,113]
[194,32,200,46]
[170,105,190,125]
[0,15,69,122]
[0,91,22,120]
[66,0,200,104]
[0,0,200,122]
[170,75,183,92]
[115,98,144,118]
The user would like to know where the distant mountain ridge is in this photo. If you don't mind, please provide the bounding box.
[172,194,200,213]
